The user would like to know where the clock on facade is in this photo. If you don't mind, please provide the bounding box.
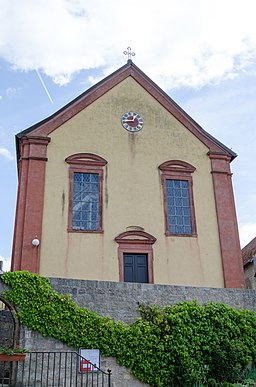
[121,112,144,132]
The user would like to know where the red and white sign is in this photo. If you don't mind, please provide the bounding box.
[79,349,100,373]
[80,358,92,372]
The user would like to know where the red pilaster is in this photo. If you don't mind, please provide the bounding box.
[209,152,245,288]
[11,136,50,273]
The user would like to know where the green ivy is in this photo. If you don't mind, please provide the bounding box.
[1,271,256,386]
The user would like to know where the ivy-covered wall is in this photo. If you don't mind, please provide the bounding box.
[1,273,256,387]
[2,276,256,326]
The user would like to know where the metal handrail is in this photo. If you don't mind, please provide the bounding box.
[0,350,112,386]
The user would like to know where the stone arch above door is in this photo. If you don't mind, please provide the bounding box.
[0,296,21,384]
[0,296,20,349]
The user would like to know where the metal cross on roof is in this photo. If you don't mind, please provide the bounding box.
[123,47,135,61]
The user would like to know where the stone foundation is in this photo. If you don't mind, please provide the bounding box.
[1,277,256,386]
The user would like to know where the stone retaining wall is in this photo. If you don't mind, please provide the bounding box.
[48,278,256,324]
[1,277,256,386]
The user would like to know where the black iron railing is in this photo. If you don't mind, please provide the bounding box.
[0,351,111,386]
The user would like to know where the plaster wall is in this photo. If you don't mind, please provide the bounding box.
[40,77,223,287]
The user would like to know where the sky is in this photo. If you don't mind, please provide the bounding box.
[1,0,256,271]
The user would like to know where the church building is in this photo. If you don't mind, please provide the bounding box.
[11,59,245,288]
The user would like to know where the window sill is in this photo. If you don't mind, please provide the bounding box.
[165,232,198,237]
[67,228,104,234]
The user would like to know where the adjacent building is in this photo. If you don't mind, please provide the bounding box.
[242,237,256,289]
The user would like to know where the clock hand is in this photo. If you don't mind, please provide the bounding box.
[123,114,138,123]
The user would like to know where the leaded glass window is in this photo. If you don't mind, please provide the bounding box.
[72,172,99,231]
[166,179,192,235]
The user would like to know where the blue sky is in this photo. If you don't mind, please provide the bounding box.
[1,0,256,270]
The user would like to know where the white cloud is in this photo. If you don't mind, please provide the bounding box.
[0,255,11,272]
[6,87,21,99]
[0,148,14,160]
[1,0,256,87]
[239,222,256,248]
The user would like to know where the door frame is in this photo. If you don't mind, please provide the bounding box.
[115,230,156,283]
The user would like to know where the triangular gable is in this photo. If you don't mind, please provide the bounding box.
[16,60,236,161]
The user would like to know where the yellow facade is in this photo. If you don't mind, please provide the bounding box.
[39,77,224,287]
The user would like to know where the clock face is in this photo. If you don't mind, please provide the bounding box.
[121,112,144,132]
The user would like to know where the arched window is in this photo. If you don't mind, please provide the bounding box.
[159,160,197,236]
[66,153,107,232]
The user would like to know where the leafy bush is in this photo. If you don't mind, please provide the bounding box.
[242,366,256,386]
[1,271,256,386]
